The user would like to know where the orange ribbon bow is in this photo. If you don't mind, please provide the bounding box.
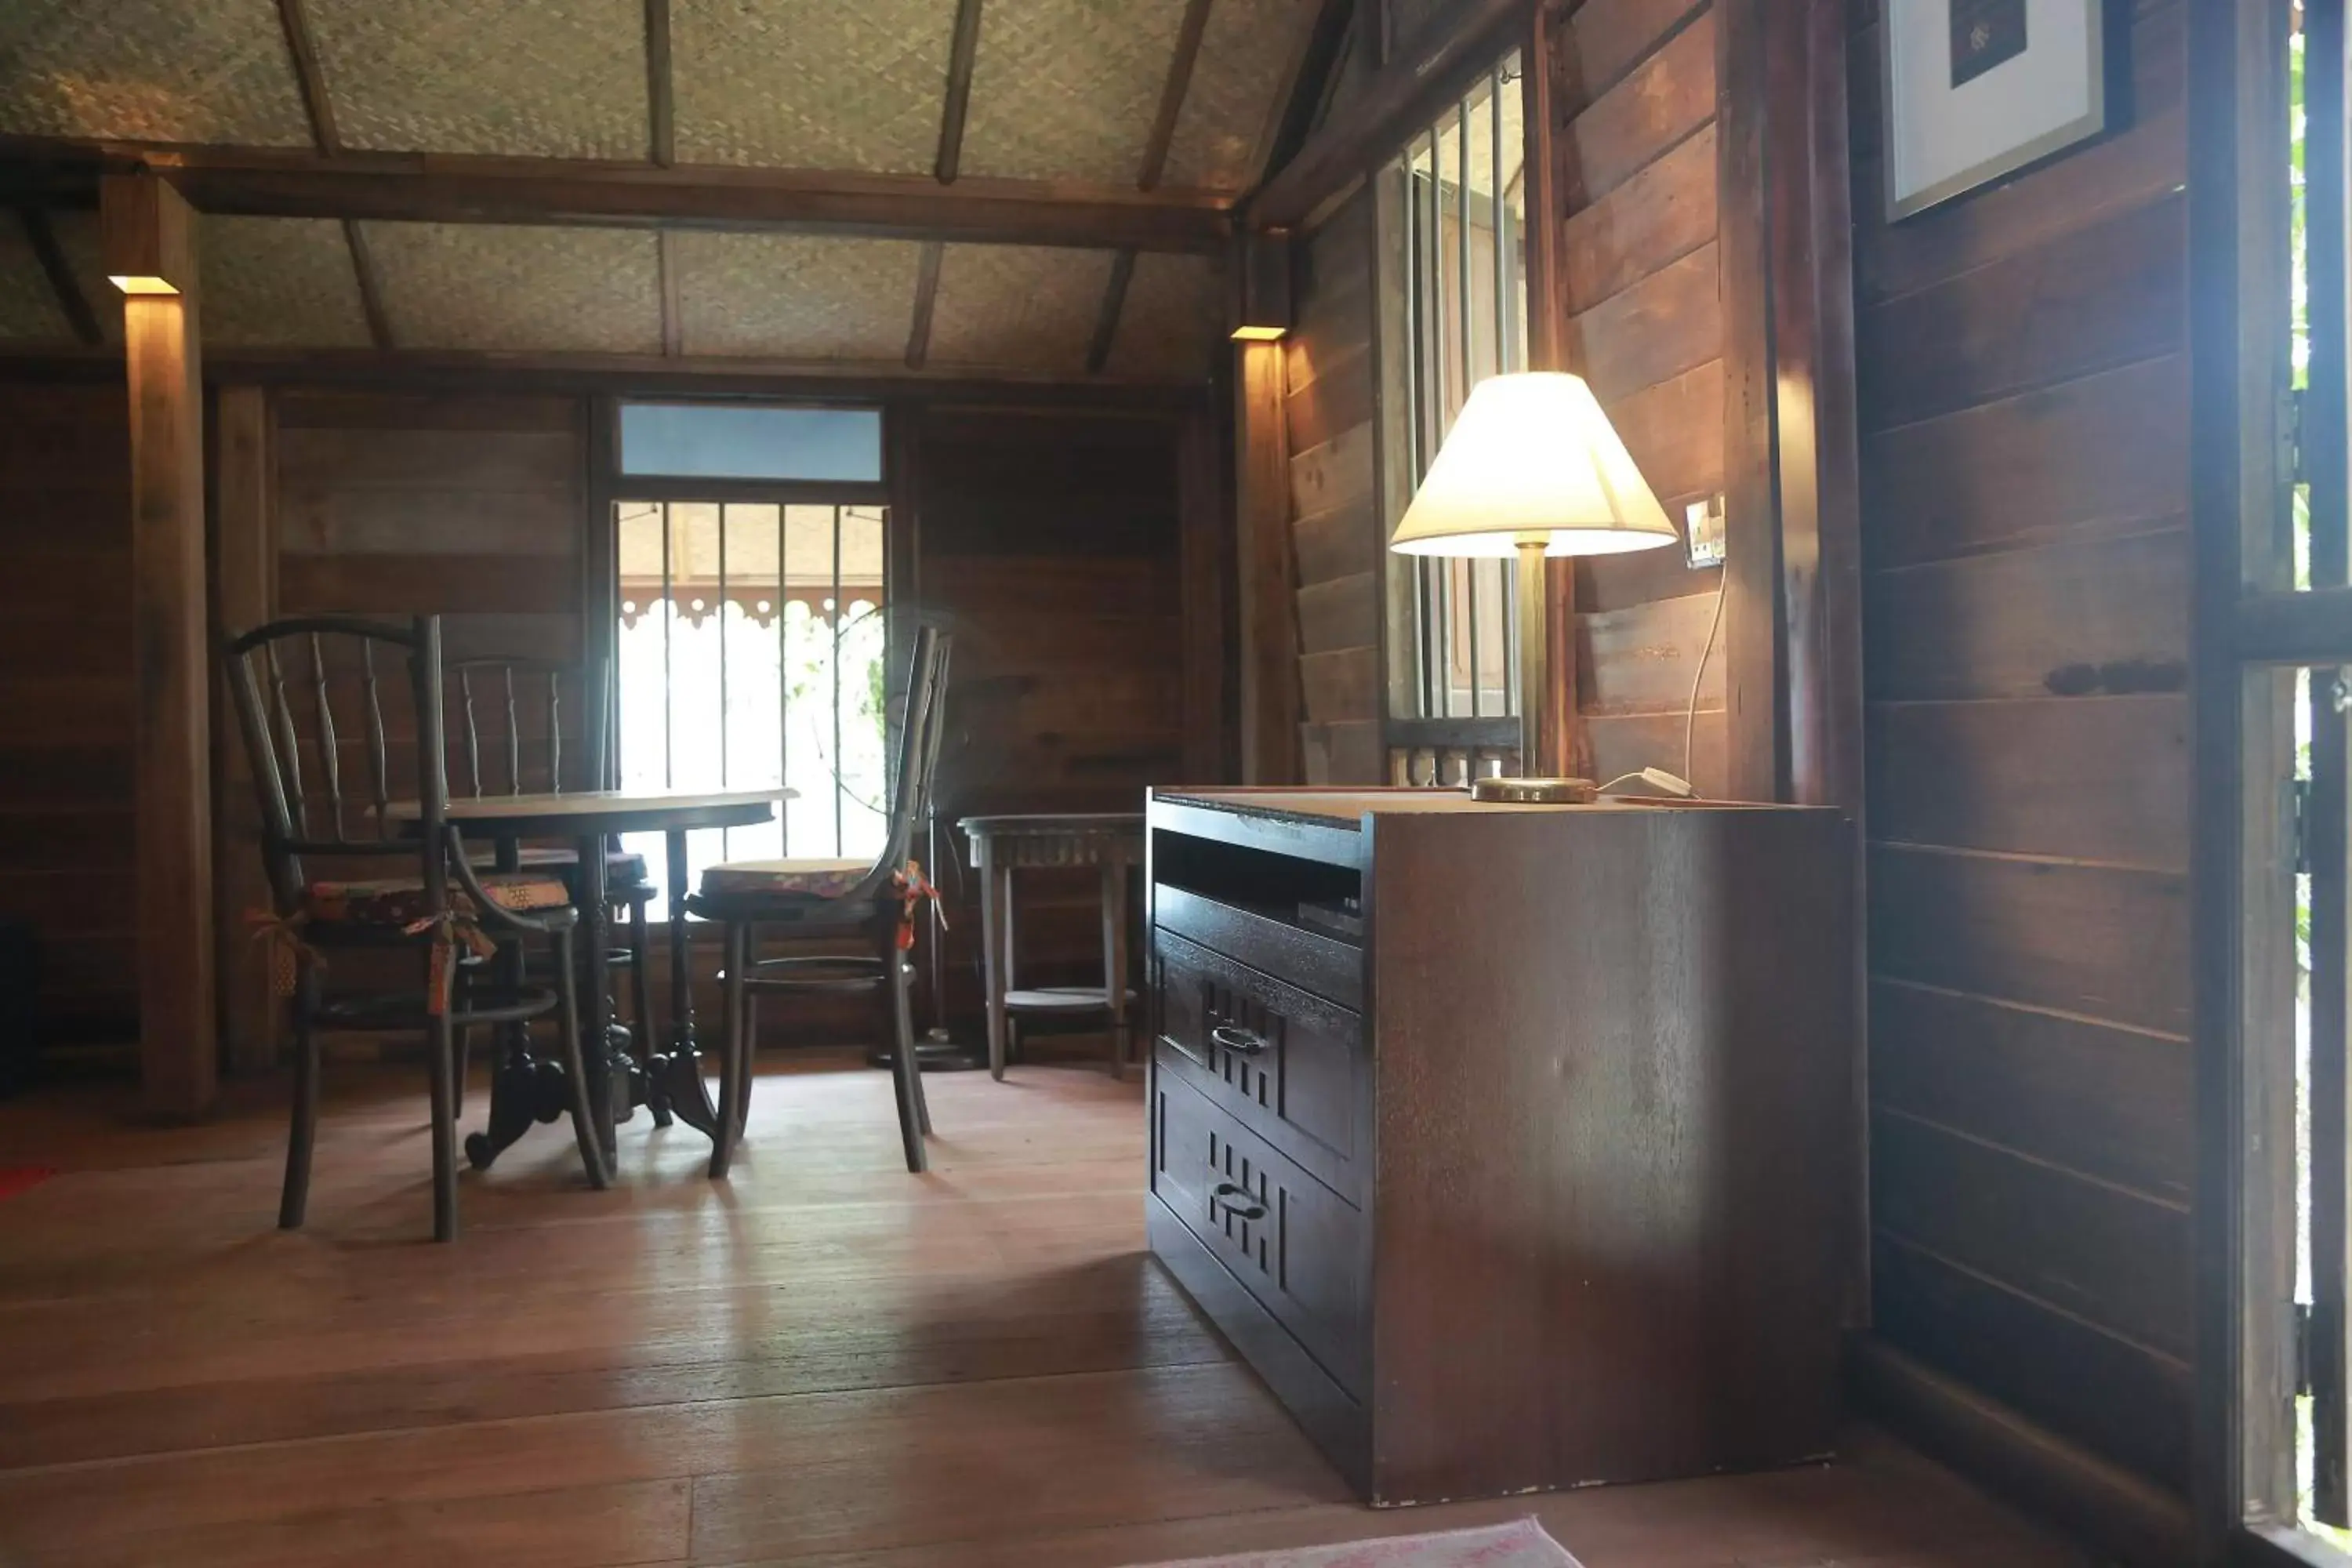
[243,909,324,998]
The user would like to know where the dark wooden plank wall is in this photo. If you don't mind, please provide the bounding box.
[1849,0,2194,1496]
[0,379,134,1040]
[914,405,1188,1015]
[1551,0,1728,794]
[1287,191,1384,784]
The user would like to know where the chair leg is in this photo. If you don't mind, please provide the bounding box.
[901,953,933,1137]
[628,895,668,1129]
[553,928,611,1191]
[426,1006,459,1243]
[278,963,322,1231]
[710,922,748,1180]
[735,993,757,1142]
[888,944,928,1174]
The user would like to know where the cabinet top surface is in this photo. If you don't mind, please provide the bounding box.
[1152,787,1798,827]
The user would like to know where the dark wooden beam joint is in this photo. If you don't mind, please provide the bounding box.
[657,227,683,355]
[343,217,392,350]
[905,241,944,368]
[644,0,675,167]
[1141,0,1217,191]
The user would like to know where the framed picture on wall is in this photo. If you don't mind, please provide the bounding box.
[1882,0,2107,220]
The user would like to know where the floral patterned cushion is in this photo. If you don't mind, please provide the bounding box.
[306,871,572,927]
[697,858,870,901]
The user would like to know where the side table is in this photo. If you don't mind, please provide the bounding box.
[960,813,1145,1080]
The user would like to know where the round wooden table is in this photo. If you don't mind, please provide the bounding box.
[390,788,789,1168]
[960,813,1145,1080]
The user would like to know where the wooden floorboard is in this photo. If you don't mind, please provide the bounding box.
[0,1055,2094,1567]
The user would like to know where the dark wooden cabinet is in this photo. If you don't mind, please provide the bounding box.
[1145,788,1856,1506]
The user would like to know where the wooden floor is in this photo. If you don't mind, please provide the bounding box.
[0,1054,2095,1568]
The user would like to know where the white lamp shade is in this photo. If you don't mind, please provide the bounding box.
[1388,372,1680,558]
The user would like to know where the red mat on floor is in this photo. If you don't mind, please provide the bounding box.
[0,1167,54,1203]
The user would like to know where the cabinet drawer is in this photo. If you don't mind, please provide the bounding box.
[1155,885,1361,1008]
[1154,929,1364,1203]
[1152,1071,1368,1399]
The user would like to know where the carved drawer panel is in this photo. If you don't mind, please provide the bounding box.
[1152,1070,1368,1399]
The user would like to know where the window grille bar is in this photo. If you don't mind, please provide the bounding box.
[832,506,845,855]
[1459,100,1481,719]
[660,502,674,789]
[790,505,800,851]
[1426,125,1451,718]
[1401,159,1433,724]
[1494,66,1517,720]
[717,504,732,859]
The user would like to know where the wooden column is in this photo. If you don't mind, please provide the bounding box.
[1234,338,1299,783]
[213,384,276,1075]
[104,172,216,1118]
[1178,403,1233,782]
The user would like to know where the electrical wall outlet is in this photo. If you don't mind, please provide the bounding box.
[1685,495,1726,568]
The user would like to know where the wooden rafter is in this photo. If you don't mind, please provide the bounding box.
[935,0,987,184]
[273,0,342,153]
[1139,0,1217,191]
[1253,0,1359,191]
[0,141,1231,252]
[658,227,683,354]
[645,0,675,167]
[341,217,393,349]
[16,206,101,346]
[1086,248,1138,374]
[1250,0,1534,227]
[905,240,943,368]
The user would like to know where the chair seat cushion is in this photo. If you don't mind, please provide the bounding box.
[698,858,869,901]
[307,870,572,927]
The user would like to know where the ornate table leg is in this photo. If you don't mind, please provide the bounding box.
[575,830,626,1162]
[653,826,725,1138]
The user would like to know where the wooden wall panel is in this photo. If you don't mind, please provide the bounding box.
[918,406,1185,1016]
[1285,190,1384,784]
[0,380,135,1042]
[1550,0,1726,785]
[1852,0,2191,1495]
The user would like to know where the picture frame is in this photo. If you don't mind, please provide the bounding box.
[1880,0,2109,221]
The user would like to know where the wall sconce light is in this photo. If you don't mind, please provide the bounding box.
[1229,230,1293,343]
[101,171,197,299]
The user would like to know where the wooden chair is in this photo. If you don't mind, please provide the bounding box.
[224,616,604,1242]
[685,626,953,1178]
[445,654,655,1106]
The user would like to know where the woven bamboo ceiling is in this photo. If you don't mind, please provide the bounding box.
[0,0,1330,379]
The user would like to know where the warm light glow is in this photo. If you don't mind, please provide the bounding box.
[109,274,180,296]
[1229,325,1287,342]
[1389,372,1679,558]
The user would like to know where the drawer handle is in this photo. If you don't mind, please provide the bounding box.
[1210,1181,1268,1221]
[1210,1023,1269,1055]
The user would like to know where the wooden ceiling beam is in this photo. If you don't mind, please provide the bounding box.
[1249,0,1535,228]
[1254,0,1358,191]
[1138,0,1216,191]
[935,0,986,184]
[657,228,683,354]
[644,0,675,167]
[905,241,943,368]
[1086,248,1138,374]
[16,206,101,346]
[0,141,1232,251]
[341,216,393,349]
[273,0,342,153]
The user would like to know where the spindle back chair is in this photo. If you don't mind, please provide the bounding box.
[223,615,602,1241]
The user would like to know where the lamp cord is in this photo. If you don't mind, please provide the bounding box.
[1684,580,1727,789]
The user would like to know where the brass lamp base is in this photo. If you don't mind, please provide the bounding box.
[1470,775,1596,804]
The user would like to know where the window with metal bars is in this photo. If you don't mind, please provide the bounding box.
[1382,51,1533,731]
[608,495,890,911]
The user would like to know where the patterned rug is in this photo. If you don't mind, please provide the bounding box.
[0,1167,53,1203]
[1123,1520,1581,1567]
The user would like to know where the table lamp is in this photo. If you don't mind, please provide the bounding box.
[1389,372,1679,803]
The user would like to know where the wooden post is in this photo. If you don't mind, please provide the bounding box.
[214,384,276,1075]
[1234,338,1299,783]
[105,171,216,1118]
[1177,404,1232,782]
